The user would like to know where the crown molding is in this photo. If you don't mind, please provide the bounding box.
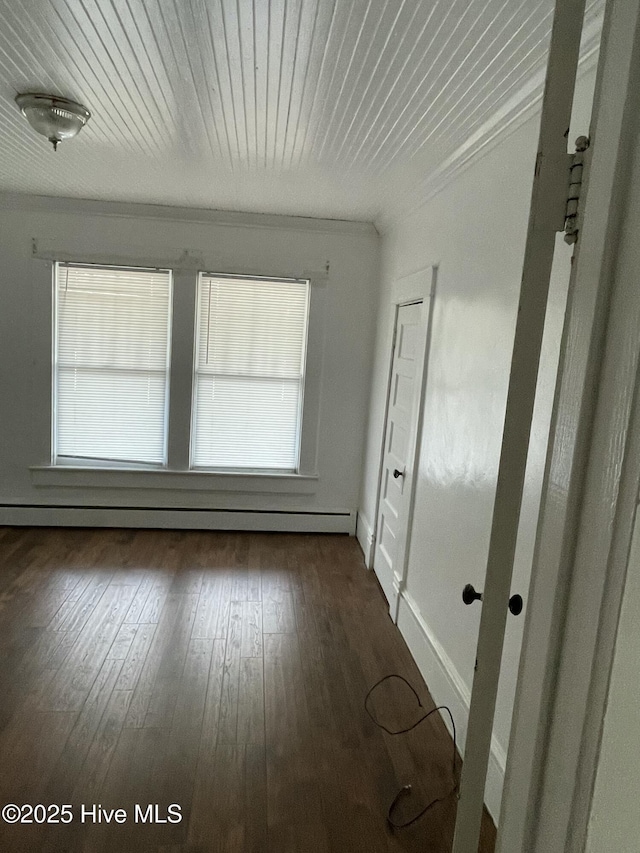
[0,191,378,237]
[375,12,603,234]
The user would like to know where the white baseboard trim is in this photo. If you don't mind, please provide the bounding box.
[0,505,355,534]
[356,511,375,567]
[397,590,506,823]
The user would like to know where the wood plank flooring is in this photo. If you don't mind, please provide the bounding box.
[0,527,496,852]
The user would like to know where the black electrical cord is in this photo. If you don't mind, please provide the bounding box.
[364,674,459,829]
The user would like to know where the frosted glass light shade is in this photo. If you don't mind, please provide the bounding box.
[16,93,90,150]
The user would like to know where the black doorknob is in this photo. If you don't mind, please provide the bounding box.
[462,583,482,605]
[462,584,524,616]
[508,594,523,616]
[393,468,405,479]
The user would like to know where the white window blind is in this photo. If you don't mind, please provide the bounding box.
[192,274,310,471]
[54,263,172,466]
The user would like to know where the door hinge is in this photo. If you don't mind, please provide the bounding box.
[564,135,590,244]
[392,325,397,350]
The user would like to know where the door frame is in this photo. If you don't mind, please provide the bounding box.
[452,1,590,846]
[498,0,640,850]
[370,265,438,621]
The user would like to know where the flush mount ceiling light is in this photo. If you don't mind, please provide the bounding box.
[15,93,91,151]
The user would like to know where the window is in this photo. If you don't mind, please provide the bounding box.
[53,263,172,467]
[191,273,310,471]
[50,264,313,477]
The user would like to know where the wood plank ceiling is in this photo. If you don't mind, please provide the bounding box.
[0,0,603,225]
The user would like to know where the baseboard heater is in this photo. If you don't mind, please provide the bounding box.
[0,504,355,534]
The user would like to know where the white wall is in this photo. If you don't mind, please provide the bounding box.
[359,66,597,818]
[0,195,379,530]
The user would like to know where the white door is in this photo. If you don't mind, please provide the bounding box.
[453,0,589,850]
[374,300,427,616]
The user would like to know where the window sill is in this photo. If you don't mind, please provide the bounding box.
[29,466,319,495]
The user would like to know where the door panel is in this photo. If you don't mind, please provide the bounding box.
[374,301,426,611]
[388,421,408,460]
[452,1,588,850]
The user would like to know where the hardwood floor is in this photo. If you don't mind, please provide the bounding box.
[0,527,496,852]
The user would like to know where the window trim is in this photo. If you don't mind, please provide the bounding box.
[29,464,318,493]
[42,256,326,491]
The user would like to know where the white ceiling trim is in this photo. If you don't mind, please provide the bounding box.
[0,191,377,236]
[376,10,604,232]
